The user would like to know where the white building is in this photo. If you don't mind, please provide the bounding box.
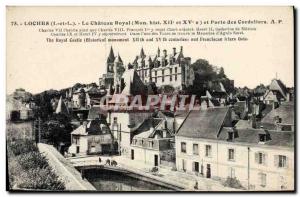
[130,113,176,167]
[175,107,294,191]
[68,118,114,155]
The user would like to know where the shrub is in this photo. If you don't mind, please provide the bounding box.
[7,139,65,191]
[223,177,245,189]
[151,166,159,173]
[16,151,49,170]
[8,139,38,156]
[18,167,65,190]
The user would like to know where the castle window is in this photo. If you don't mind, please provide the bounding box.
[175,74,177,81]
[175,67,177,74]
[155,71,157,76]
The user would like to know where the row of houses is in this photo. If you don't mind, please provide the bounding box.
[62,46,294,191]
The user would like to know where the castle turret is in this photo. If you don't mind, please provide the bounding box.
[106,46,115,73]
[114,53,123,92]
[140,47,146,58]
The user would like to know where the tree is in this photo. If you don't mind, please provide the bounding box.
[218,67,227,79]
[42,113,73,149]
[158,85,175,94]
[191,59,217,81]
[188,59,230,96]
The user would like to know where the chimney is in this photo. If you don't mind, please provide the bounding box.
[227,127,238,141]
[164,120,168,129]
[286,93,290,101]
[173,118,176,133]
[149,125,154,134]
[163,49,167,57]
[78,113,83,125]
[272,102,278,109]
[157,47,160,57]
[108,111,111,125]
[163,130,167,138]
[173,47,176,56]
[83,121,88,131]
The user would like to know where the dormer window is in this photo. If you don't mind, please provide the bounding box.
[227,128,238,141]
[258,130,271,143]
[259,134,267,142]
[228,131,234,141]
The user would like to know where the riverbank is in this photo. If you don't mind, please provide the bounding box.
[68,155,240,191]
[38,143,96,191]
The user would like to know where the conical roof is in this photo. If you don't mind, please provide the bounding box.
[140,47,146,58]
[107,46,115,63]
[114,53,123,63]
[55,96,69,116]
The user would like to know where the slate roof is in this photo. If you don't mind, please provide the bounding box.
[261,102,294,125]
[269,79,288,98]
[71,119,111,136]
[218,127,294,148]
[133,118,163,137]
[55,96,69,115]
[133,117,173,139]
[233,101,248,119]
[121,69,145,95]
[176,107,230,139]
[260,104,273,118]
[88,106,107,120]
[234,119,278,131]
[234,120,251,129]
[107,46,115,63]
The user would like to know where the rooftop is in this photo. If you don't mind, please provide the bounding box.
[261,102,294,125]
[176,107,231,139]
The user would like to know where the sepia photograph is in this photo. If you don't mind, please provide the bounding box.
[6,6,295,192]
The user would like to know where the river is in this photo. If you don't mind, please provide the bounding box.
[84,169,173,191]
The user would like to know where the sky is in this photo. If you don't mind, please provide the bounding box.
[6,6,294,94]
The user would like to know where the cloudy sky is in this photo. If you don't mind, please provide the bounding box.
[7,6,294,94]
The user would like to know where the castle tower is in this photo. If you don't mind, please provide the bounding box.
[140,47,146,58]
[114,53,123,93]
[106,46,115,73]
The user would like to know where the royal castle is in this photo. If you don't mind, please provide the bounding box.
[99,46,194,93]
